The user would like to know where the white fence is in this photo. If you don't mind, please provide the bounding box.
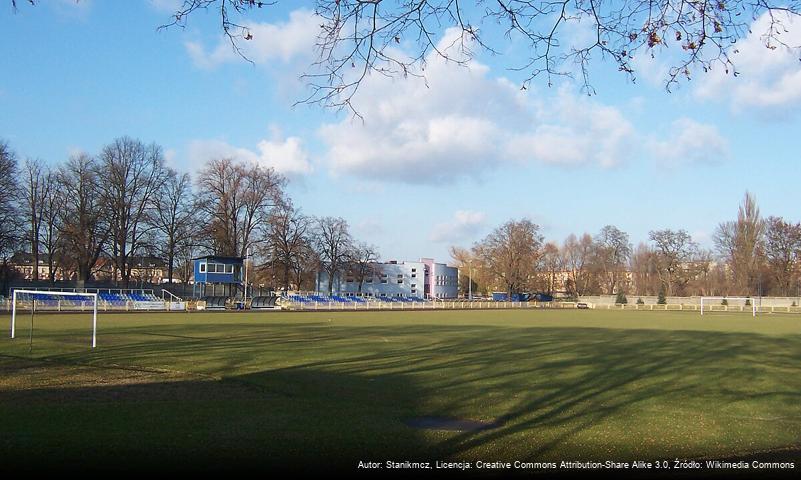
[4,296,801,314]
[0,299,185,312]
[279,300,579,311]
[581,295,801,307]
[590,303,801,314]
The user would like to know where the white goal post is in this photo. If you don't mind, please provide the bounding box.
[700,297,756,317]
[11,290,98,348]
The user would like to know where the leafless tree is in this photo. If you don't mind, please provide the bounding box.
[714,191,765,295]
[57,153,109,285]
[449,245,482,297]
[40,169,64,283]
[265,204,314,291]
[472,218,543,298]
[629,242,658,296]
[175,244,200,285]
[348,242,380,293]
[154,0,801,114]
[0,141,19,255]
[648,228,700,296]
[152,169,197,285]
[20,158,52,281]
[540,241,562,294]
[0,140,20,293]
[314,216,353,295]
[562,233,595,296]
[763,216,801,296]
[195,157,286,258]
[594,225,631,295]
[688,248,714,296]
[98,137,168,287]
[292,242,319,291]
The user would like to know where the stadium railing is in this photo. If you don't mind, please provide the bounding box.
[4,289,185,312]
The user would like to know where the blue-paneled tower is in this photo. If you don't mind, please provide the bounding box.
[192,255,244,298]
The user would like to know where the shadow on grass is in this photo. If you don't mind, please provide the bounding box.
[0,365,426,473]
[2,319,801,472]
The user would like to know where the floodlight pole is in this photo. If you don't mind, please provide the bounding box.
[468,262,472,301]
[243,248,250,308]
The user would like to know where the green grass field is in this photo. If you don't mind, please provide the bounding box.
[2,309,801,472]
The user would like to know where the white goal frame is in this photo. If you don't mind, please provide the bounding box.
[700,297,756,317]
[11,290,98,348]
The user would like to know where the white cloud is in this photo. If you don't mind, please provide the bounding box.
[696,12,801,113]
[630,50,672,87]
[318,30,637,184]
[648,118,729,166]
[188,135,313,178]
[185,9,319,69]
[430,210,488,244]
[505,91,635,168]
[163,148,178,169]
[356,219,385,236]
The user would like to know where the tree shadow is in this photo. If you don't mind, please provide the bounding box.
[0,364,427,473]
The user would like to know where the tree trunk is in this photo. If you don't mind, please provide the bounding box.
[31,235,39,281]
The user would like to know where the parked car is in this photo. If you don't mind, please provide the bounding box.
[576,302,589,309]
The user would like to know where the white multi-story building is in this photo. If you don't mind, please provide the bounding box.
[316,258,459,299]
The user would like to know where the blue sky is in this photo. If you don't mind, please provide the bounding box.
[2,1,800,263]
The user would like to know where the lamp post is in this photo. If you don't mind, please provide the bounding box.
[243,248,250,308]
[468,260,473,301]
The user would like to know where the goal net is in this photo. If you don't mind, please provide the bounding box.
[10,289,98,348]
[700,297,757,317]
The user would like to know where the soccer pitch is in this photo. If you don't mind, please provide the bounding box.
[2,309,801,472]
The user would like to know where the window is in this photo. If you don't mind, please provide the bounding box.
[397,279,403,284]
[397,274,403,278]
[225,264,234,274]
[199,263,207,273]
[411,289,417,294]
[411,268,416,273]
[411,284,416,288]
[411,273,416,278]
[381,280,388,284]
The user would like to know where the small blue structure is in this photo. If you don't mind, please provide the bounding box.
[491,292,553,302]
[192,255,244,298]
[491,292,531,302]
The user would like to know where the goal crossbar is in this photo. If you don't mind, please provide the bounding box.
[700,296,756,317]
[11,289,98,348]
